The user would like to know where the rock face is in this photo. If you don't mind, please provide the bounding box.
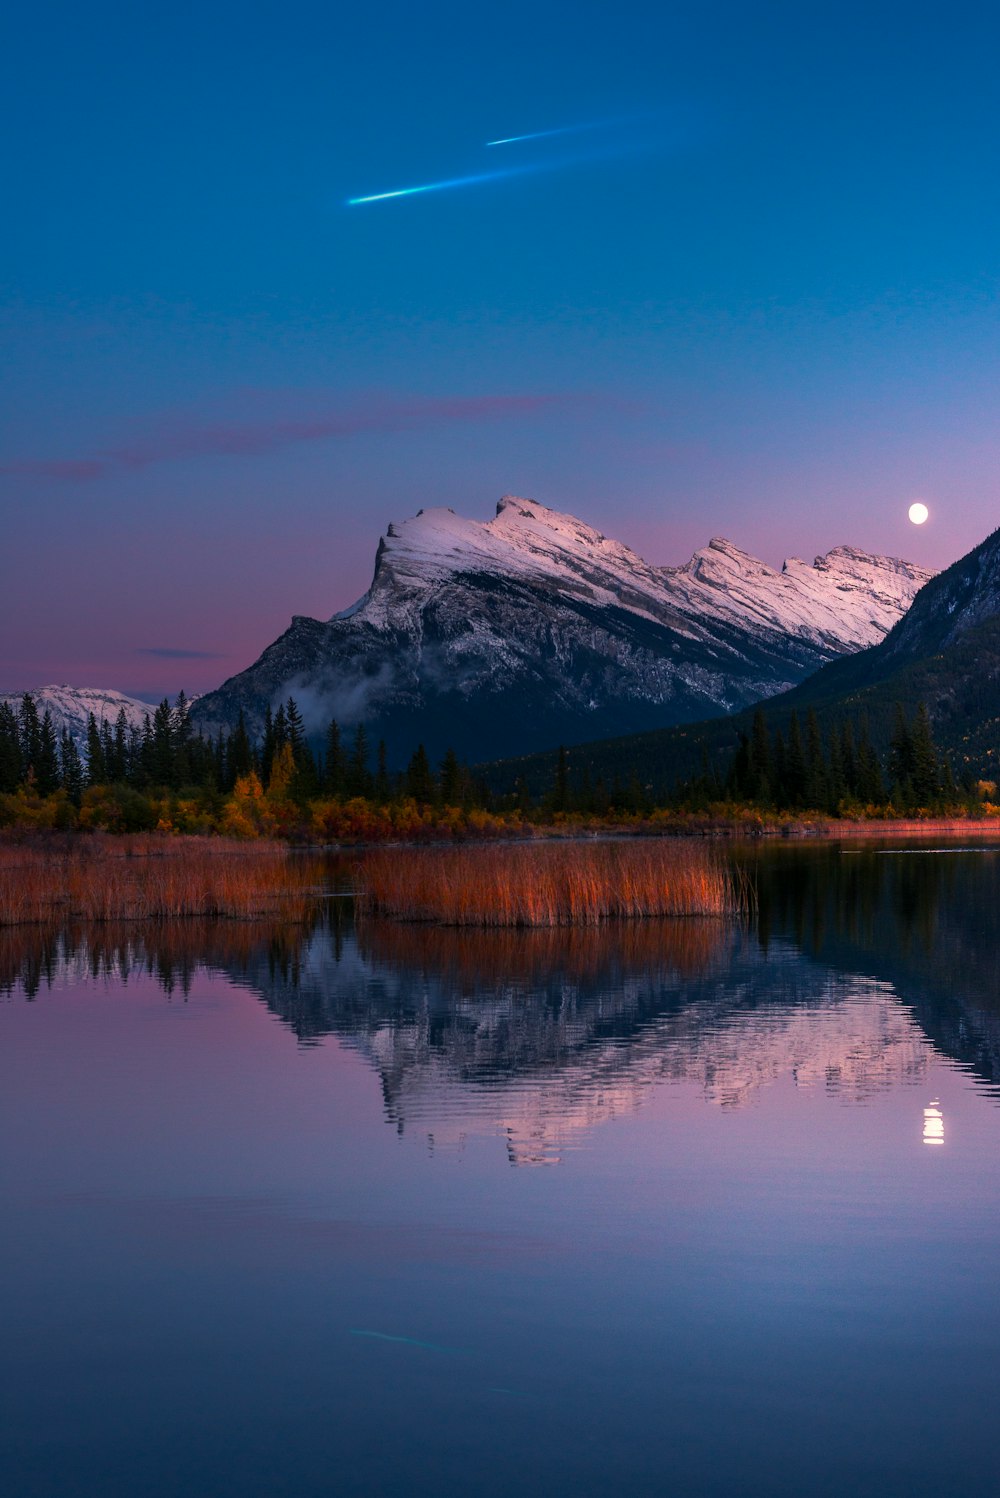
[191,496,932,764]
[0,685,155,748]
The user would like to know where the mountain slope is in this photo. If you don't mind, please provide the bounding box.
[0,685,156,749]
[191,496,931,765]
[483,524,1000,793]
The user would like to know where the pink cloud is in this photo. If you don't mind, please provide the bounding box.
[0,392,573,482]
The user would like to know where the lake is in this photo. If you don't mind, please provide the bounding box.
[3,840,1000,1497]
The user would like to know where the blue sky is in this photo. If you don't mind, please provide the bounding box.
[2,0,998,696]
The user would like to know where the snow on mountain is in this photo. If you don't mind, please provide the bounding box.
[354,497,929,649]
[191,496,933,766]
[0,686,156,748]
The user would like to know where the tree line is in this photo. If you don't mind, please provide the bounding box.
[0,692,484,810]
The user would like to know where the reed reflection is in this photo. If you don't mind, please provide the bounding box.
[5,842,1000,1161]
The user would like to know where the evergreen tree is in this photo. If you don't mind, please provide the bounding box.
[285,697,304,758]
[149,699,176,786]
[910,703,939,806]
[375,740,391,804]
[60,730,84,806]
[322,719,346,797]
[826,724,846,812]
[36,711,60,795]
[261,704,276,783]
[18,694,42,779]
[0,702,23,791]
[856,716,883,803]
[889,702,915,799]
[347,724,371,799]
[840,722,857,799]
[805,710,826,808]
[405,743,434,804]
[785,713,807,806]
[748,709,771,802]
[86,713,106,786]
[106,708,128,782]
[228,711,254,784]
[173,692,193,784]
[439,747,461,807]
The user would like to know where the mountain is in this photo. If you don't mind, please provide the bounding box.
[485,523,1000,794]
[191,497,931,765]
[0,685,156,749]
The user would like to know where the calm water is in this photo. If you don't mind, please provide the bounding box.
[3,842,1000,1498]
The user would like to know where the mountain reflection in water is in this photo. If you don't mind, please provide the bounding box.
[5,841,999,1164]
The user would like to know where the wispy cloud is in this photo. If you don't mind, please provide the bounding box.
[0,392,571,483]
[137,647,225,660]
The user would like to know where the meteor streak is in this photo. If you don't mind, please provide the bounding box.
[348,165,534,205]
[486,119,610,147]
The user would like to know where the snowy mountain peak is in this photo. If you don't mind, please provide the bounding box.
[193,495,934,766]
[346,499,933,651]
[0,685,157,750]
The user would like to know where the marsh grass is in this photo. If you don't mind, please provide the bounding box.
[0,835,324,927]
[357,839,745,927]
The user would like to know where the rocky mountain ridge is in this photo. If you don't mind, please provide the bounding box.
[0,685,156,749]
[191,496,932,765]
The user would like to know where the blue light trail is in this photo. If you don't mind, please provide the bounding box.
[486,125,582,146]
[348,166,531,206]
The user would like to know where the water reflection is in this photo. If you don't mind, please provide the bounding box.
[5,840,1000,1161]
[923,1098,945,1145]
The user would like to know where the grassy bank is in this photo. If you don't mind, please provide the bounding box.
[356,840,744,927]
[0,835,324,926]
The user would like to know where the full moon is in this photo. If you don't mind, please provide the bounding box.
[909,502,929,525]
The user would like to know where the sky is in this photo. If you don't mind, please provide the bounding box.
[2,0,999,700]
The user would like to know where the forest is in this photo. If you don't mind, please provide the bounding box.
[0,690,992,838]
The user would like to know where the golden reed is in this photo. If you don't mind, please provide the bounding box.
[356,839,744,927]
[0,835,324,926]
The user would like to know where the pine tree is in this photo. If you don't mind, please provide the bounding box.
[889,702,915,798]
[785,713,807,806]
[0,702,23,791]
[439,747,461,807]
[86,713,106,786]
[347,724,371,799]
[840,722,857,800]
[36,711,60,795]
[18,694,42,779]
[405,743,434,805]
[826,723,846,812]
[60,730,84,806]
[375,740,391,804]
[285,697,304,758]
[856,716,883,803]
[805,710,826,808]
[108,709,128,782]
[173,692,193,785]
[748,710,771,803]
[910,703,939,806]
[322,719,346,797]
[149,699,176,787]
[261,704,276,783]
[228,711,254,784]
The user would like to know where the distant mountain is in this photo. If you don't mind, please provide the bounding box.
[191,496,931,766]
[0,685,155,749]
[484,524,1000,793]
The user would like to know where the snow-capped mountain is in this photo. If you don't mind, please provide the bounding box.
[0,686,156,748]
[191,496,933,764]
